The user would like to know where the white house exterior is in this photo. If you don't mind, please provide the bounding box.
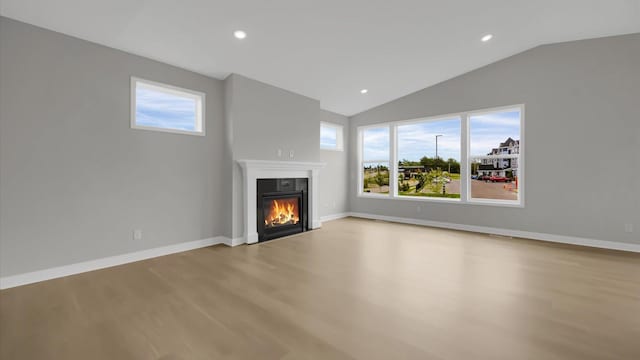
[475,137,520,177]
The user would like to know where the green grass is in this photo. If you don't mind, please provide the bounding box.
[398,192,461,198]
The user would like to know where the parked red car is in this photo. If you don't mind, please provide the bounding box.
[490,175,511,182]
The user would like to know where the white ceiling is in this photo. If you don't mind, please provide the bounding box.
[2,1,639,116]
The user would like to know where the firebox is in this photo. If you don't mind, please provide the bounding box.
[257,178,308,242]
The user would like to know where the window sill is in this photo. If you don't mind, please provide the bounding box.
[358,193,459,203]
[358,193,391,199]
[465,198,524,208]
[131,125,205,136]
[357,193,523,208]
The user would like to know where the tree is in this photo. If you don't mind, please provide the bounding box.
[398,174,410,192]
[417,156,460,174]
[420,156,434,168]
[374,171,388,187]
[427,168,447,194]
[433,157,446,170]
[471,162,480,175]
[399,159,420,167]
[415,172,428,193]
[446,158,460,173]
[415,169,447,194]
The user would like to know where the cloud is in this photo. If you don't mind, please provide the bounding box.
[320,126,337,147]
[470,110,520,125]
[397,118,461,161]
[469,110,520,156]
[363,127,390,161]
[135,87,197,131]
[361,110,521,162]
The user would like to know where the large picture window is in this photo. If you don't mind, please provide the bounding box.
[397,117,461,199]
[360,126,390,195]
[358,105,524,207]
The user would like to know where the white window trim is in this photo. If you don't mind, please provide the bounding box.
[395,114,464,202]
[358,123,393,198]
[320,121,344,151]
[357,104,524,208]
[130,77,206,136]
[465,104,524,207]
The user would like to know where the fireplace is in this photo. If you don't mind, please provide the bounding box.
[238,160,323,245]
[257,178,308,242]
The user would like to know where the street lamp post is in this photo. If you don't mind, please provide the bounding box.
[435,134,443,159]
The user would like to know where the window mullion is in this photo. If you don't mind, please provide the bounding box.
[461,113,469,203]
[390,125,398,197]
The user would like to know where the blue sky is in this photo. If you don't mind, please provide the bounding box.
[397,118,461,161]
[469,110,520,156]
[362,127,390,161]
[135,86,197,131]
[320,125,337,148]
[362,110,520,162]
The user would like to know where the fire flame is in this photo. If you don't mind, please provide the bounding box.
[265,198,299,227]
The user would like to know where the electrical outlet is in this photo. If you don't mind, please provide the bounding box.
[624,224,634,233]
[277,149,282,157]
[133,229,143,240]
[289,150,294,159]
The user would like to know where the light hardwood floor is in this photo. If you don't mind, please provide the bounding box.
[1,217,639,359]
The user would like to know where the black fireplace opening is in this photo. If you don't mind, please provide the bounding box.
[257,178,308,242]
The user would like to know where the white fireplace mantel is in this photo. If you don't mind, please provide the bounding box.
[238,159,325,244]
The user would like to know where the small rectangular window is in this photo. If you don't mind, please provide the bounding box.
[320,122,344,151]
[131,77,205,136]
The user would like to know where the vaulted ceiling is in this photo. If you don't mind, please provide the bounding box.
[2,0,639,115]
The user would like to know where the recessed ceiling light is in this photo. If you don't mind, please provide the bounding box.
[481,34,493,42]
[233,30,247,39]
[360,89,368,94]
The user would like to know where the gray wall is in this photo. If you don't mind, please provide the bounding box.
[319,110,350,218]
[224,74,322,239]
[0,18,351,277]
[4,16,635,278]
[349,33,640,245]
[225,74,321,162]
[0,17,227,276]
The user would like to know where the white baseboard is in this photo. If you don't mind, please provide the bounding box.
[222,236,246,247]
[3,214,636,290]
[0,236,226,290]
[348,212,640,253]
[320,212,350,222]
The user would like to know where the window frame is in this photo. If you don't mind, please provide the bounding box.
[358,123,393,198]
[395,114,463,202]
[357,104,524,207]
[466,105,525,207]
[130,77,206,136]
[320,121,344,151]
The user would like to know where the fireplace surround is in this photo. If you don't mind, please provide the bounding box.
[238,160,324,244]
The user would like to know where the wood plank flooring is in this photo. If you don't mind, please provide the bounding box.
[1,217,639,359]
